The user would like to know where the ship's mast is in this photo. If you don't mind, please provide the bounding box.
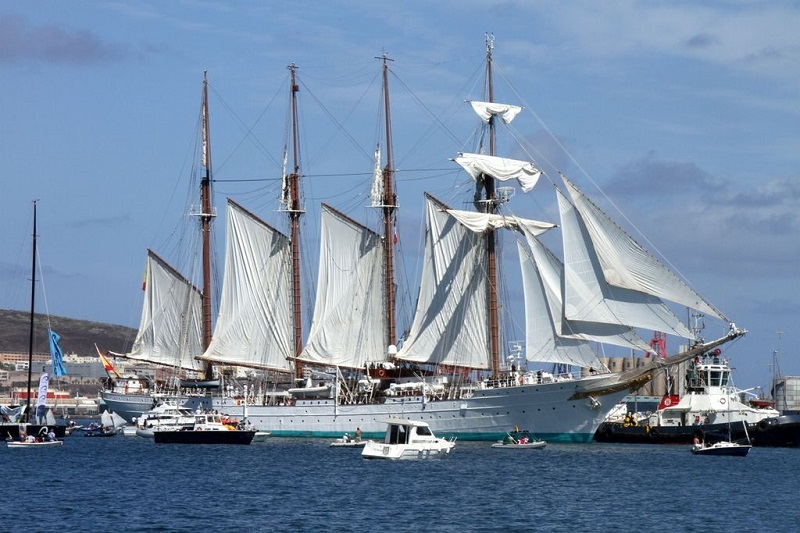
[379,53,398,350]
[288,64,304,378]
[25,200,37,421]
[484,35,501,375]
[200,71,215,380]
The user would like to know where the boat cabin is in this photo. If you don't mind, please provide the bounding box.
[388,420,430,444]
[106,376,150,395]
[686,351,730,393]
[381,418,438,445]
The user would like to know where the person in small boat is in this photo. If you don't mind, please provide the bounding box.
[518,434,530,444]
[355,428,362,442]
[342,433,351,443]
[46,429,56,442]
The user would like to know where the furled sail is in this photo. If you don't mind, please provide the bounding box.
[297,204,387,368]
[561,175,727,321]
[196,199,294,372]
[518,230,654,368]
[447,209,556,235]
[454,153,542,193]
[468,100,522,124]
[122,250,205,372]
[558,188,695,339]
[370,146,383,207]
[396,195,491,369]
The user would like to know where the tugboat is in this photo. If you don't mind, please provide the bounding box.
[595,350,798,446]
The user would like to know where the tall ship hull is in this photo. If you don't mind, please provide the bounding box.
[215,380,630,442]
[101,375,631,442]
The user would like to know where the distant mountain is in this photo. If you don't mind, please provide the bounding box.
[0,309,136,356]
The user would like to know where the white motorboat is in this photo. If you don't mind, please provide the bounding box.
[361,418,455,460]
[135,402,196,438]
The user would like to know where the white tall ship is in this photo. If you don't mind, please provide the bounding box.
[199,40,742,442]
[103,40,744,442]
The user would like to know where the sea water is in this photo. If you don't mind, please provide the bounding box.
[4,428,798,532]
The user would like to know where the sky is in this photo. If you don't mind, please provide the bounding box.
[1,1,798,392]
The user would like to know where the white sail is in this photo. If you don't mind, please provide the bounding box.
[197,199,294,372]
[468,100,522,124]
[454,153,542,193]
[396,195,490,369]
[518,240,606,369]
[297,204,387,368]
[124,250,204,372]
[518,231,654,366]
[562,175,726,321]
[101,410,128,428]
[447,209,555,235]
[558,188,695,339]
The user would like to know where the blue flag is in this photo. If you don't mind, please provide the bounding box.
[48,329,67,377]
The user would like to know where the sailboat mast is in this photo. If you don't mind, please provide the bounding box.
[484,34,501,375]
[25,200,37,422]
[380,54,398,349]
[200,71,214,380]
[288,64,304,377]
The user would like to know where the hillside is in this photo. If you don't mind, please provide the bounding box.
[0,309,136,356]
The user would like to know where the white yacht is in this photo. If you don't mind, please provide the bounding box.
[135,402,196,438]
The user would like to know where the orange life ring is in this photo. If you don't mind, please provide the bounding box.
[377,369,386,378]
[719,398,726,404]
[236,400,242,406]
[664,398,672,406]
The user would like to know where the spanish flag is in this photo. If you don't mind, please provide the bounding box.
[95,344,121,378]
